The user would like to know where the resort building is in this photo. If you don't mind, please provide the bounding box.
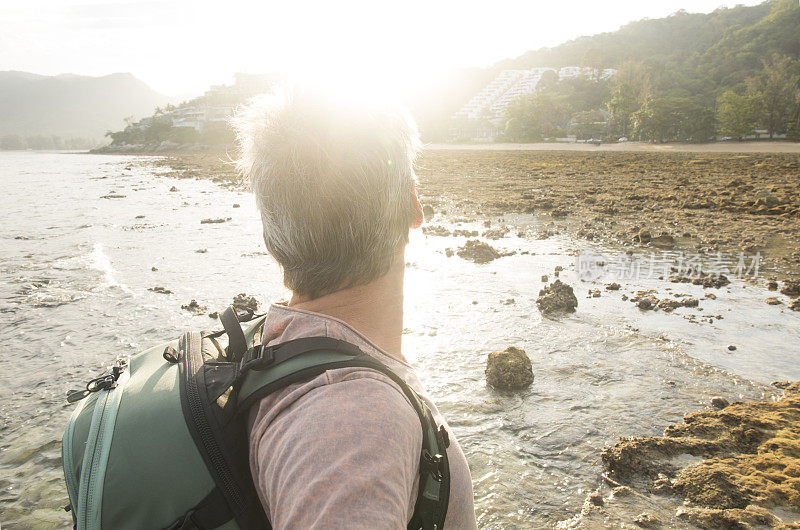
[450,66,616,141]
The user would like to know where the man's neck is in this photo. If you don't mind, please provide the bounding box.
[288,254,406,362]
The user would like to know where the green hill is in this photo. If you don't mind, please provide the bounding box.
[438,0,800,143]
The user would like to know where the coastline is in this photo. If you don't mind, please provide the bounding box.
[425,141,800,153]
[123,148,800,281]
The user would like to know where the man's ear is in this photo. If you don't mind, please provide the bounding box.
[411,187,423,229]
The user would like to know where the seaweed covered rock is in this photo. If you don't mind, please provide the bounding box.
[181,300,207,315]
[537,280,578,315]
[781,280,800,298]
[232,293,259,315]
[485,346,534,390]
[456,240,513,264]
[602,381,800,526]
[422,225,451,237]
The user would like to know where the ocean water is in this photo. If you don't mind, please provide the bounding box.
[1,151,798,528]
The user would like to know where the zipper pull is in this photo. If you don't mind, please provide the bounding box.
[67,389,90,403]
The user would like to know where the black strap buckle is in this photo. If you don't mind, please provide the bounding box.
[240,344,276,372]
[421,450,444,482]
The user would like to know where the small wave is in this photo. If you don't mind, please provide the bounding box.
[88,243,132,293]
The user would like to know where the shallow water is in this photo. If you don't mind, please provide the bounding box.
[1,151,798,528]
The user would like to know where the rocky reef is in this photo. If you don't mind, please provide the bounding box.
[602,382,800,528]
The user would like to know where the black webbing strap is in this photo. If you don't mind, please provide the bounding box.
[220,306,247,362]
[234,341,450,529]
[239,336,364,372]
[163,487,232,530]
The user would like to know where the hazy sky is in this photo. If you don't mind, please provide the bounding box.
[1,0,765,97]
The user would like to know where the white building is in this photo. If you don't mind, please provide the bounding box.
[167,106,234,131]
[451,66,616,141]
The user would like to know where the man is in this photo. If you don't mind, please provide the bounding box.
[233,91,477,529]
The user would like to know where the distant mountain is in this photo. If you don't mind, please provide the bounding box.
[0,71,170,141]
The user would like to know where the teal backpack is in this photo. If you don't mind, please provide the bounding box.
[62,307,450,529]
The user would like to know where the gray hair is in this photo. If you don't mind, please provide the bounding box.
[233,90,420,298]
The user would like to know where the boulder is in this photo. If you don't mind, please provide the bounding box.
[485,346,534,390]
[536,280,578,315]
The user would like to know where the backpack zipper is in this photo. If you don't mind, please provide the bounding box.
[184,336,246,515]
[63,393,90,523]
[76,361,129,530]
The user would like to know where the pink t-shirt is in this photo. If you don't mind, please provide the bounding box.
[247,303,477,529]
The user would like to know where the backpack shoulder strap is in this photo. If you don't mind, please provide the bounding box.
[234,337,450,530]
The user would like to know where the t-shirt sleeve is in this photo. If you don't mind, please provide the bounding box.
[249,372,423,529]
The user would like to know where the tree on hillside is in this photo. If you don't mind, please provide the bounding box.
[504,93,572,141]
[606,83,639,138]
[611,61,653,105]
[537,70,559,93]
[632,97,715,142]
[717,90,759,139]
[570,109,606,140]
[746,53,800,138]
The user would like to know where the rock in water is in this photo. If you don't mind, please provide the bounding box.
[781,280,800,297]
[422,204,435,218]
[485,346,534,390]
[536,280,578,315]
[181,300,207,315]
[456,240,504,264]
[232,293,258,314]
[710,397,729,409]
